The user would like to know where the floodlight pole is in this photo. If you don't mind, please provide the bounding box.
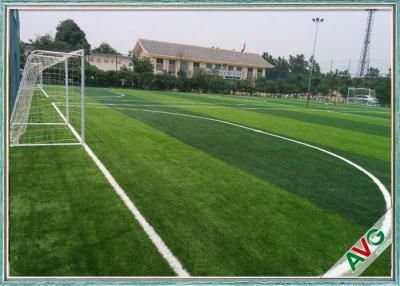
[306,17,324,108]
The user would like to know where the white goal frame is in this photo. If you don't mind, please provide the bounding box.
[10,49,85,147]
[346,87,376,104]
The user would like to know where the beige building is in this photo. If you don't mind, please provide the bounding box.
[132,39,273,80]
[88,53,132,71]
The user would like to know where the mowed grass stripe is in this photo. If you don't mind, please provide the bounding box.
[107,89,390,162]
[87,88,390,128]
[85,102,373,276]
[9,147,175,276]
[145,90,390,137]
[151,90,391,120]
[247,108,390,137]
[99,106,387,227]
[89,88,390,189]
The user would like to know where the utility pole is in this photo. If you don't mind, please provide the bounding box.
[306,17,324,108]
[347,59,351,76]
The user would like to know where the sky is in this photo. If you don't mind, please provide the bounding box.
[19,8,393,74]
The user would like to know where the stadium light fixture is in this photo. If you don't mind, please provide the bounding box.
[306,17,324,108]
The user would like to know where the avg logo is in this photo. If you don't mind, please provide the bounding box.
[346,228,385,272]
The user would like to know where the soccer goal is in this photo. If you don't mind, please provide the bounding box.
[346,87,378,105]
[10,49,85,147]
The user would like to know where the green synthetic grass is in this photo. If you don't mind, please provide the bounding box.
[85,105,366,275]
[10,87,392,276]
[9,146,174,276]
[93,102,385,227]
[107,89,390,162]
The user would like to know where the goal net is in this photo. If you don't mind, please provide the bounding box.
[10,50,85,146]
[346,87,377,105]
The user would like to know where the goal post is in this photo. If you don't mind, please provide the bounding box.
[10,49,85,146]
[346,87,377,105]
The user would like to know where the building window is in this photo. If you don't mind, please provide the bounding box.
[215,64,221,70]
[96,58,101,63]
[193,62,201,75]
[180,61,188,75]
[168,59,176,74]
[247,67,253,80]
[89,57,94,62]
[237,67,242,72]
[111,59,114,63]
[257,68,263,77]
[228,66,234,71]
[206,63,212,69]
[156,58,164,71]
[104,58,109,63]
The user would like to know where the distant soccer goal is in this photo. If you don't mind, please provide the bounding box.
[10,49,85,147]
[346,87,378,105]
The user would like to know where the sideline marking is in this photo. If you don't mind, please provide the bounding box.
[40,88,190,277]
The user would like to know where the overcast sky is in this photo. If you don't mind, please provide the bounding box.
[19,8,392,74]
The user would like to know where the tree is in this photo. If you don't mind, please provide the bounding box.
[131,55,154,73]
[387,68,391,78]
[288,54,308,74]
[92,42,119,55]
[366,67,380,78]
[55,19,90,52]
[308,56,321,75]
[262,52,276,66]
[29,33,55,50]
[373,78,390,105]
[263,52,290,79]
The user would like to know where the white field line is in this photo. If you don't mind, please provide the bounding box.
[88,88,126,98]
[11,143,81,147]
[91,98,264,106]
[12,122,65,125]
[41,87,189,277]
[10,143,81,147]
[76,102,299,110]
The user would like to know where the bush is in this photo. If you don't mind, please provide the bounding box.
[85,62,391,105]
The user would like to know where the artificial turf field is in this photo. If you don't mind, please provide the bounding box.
[9,87,392,276]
